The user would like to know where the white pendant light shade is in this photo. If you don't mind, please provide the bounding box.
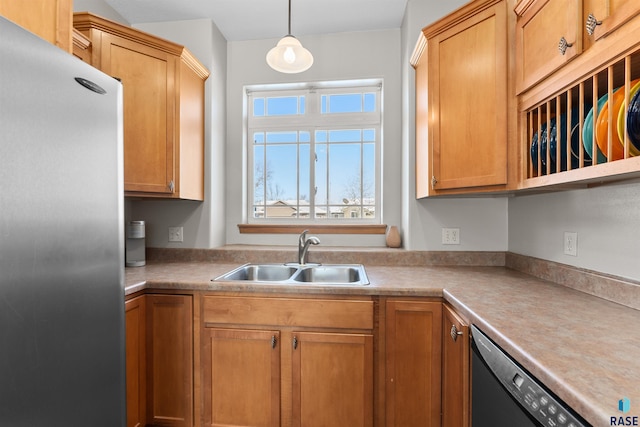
[266,0,313,73]
[266,35,313,73]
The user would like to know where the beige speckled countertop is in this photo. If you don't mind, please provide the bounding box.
[125,248,640,427]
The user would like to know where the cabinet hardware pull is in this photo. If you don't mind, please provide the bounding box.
[558,37,573,55]
[431,176,437,189]
[271,335,277,349]
[168,180,175,192]
[450,324,463,342]
[585,13,602,36]
[293,336,298,350]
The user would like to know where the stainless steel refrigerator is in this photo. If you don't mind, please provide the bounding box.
[0,17,126,426]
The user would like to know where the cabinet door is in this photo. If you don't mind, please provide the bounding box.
[385,300,442,427]
[125,296,146,427]
[292,332,373,427]
[583,0,640,42]
[0,0,72,53]
[515,0,582,93]
[202,328,281,427]
[146,294,193,427]
[442,304,470,427]
[99,32,177,196]
[428,1,508,191]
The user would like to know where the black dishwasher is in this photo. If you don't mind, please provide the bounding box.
[471,325,590,427]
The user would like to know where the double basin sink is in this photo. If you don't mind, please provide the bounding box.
[214,263,369,286]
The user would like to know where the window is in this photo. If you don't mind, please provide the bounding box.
[247,81,382,223]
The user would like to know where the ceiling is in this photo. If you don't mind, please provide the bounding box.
[104,0,409,41]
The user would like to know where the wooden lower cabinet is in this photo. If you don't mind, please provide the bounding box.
[201,295,375,427]
[442,303,470,427]
[147,294,194,427]
[292,332,373,427]
[385,300,442,427]
[203,328,281,427]
[125,296,147,427]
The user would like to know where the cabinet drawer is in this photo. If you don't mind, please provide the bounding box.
[203,296,374,330]
[516,0,582,93]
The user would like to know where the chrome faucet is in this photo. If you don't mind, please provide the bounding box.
[298,229,320,265]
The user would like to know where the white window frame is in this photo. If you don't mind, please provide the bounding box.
[246,80,383,224]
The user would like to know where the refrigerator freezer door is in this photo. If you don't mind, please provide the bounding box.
[0,17,125,426]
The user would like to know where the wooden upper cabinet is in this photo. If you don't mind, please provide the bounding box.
[515,0,640,93]
[413,0,513,197]
[0,0,72,53]
[515,0,582,94]
[582,0,640,45]
[73,13,209,200]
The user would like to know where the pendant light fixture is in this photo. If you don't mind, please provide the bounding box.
[266,0,313,73]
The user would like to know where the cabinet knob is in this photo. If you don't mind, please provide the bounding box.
[168,180,175,192]
[450,324,463,342]
[431,176,437,189]
[585,13,602,36]
[271,335,277,349]
[293,336,298,350]
[558,37,573,55]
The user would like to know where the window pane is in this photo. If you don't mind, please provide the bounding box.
[265,145,297,208]
[253,132,265,144]
[253,145,265,206]
[253,98,265,116]
[315,143,327,205]
[329,129,361,143]
[325,93,362,113]
[364,93,376,112]
[363,129,375,142]
[363,142,375,201]
[266,131,298,143]
[298,144,312,218]
[328,143,361,205]
[267,96,300,115]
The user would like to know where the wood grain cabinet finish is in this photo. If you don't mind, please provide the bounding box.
[385,300,442,427]
[412,0,514,197]
[514,0,582,94]
[441,304,470,427]
[73,13,209,200]
[292,332,373,427]
[515,0,640,94]
[125,296,147,427]
[0,0,72,53]
[201,295,374,427]
[203,328,281,427]
[146,294,194,427]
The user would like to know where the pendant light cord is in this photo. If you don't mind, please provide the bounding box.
[288,0,292,36]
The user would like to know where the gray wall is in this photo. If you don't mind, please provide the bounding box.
[225,30,402,247]
[509,179,640,281]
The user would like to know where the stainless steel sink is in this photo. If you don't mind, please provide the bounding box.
[216,264,298,282]
[214,263,369,286]
[292,265,365,284]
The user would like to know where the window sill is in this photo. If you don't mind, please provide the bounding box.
[238,224,387,235]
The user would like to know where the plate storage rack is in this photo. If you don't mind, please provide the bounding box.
[518,26,640,190]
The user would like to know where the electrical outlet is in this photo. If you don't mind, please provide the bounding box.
[442,228,460,245]
[168,226,184,242]
[564,232,577,256]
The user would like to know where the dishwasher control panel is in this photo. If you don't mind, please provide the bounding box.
[471,325,589,427]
